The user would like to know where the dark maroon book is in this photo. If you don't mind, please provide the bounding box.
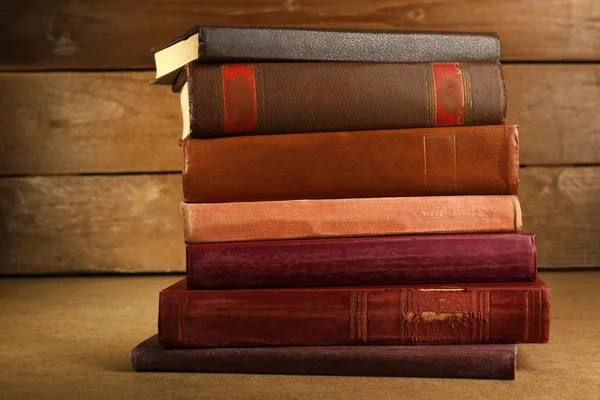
[160,277,550,347]
[186,233,537,289]
[132,335,517,379]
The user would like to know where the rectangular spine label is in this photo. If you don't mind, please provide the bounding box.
[222,65,257,133]
[432,63,465,126]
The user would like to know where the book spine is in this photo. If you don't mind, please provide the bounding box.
[182,196,522,243]
[186,234,537,289]
[187,62,505,138]
[158,282,550,348]
[182,125,519,203]
[132,336,516,379]
[199,27,501,63]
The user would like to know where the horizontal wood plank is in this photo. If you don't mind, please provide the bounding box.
[0,174,185,274]
[1,167,598,274]
[505,65,600,165]
[2,65,599,176]
[520,166,600,268]
[0,72,182,175]
[1,0,600,71]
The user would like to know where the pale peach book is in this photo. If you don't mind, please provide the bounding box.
[182,196,522,244]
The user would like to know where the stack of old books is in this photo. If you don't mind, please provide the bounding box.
[132,26,550,379]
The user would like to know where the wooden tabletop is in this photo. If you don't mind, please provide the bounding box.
[1,271,599,399]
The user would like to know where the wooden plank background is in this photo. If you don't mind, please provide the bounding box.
[1,0,599,274]
[2,0,600,70]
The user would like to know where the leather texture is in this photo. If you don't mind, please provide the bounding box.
[158,277,551,347]
[153,26,500,87]
[187,62,506,137]
[185,234,537,289]
[181,196,522,243]
[182,125,520,203]
[199,27,501,62]
[132,335,517,379]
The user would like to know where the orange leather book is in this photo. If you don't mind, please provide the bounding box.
[182,125,519,203]
[182,196,522,243]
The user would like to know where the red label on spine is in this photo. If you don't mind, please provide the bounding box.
[222,65,257,133]
[432,63,465,126]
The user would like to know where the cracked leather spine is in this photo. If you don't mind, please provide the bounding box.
[158,277,550,348]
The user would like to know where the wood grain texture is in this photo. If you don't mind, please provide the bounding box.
[0,72,181,175]
[0,167,598,274]
[0,174,184,274]
[505,64,600,165]
[1,65,600,176]
[520,166,600,268]
[1,0,600,71]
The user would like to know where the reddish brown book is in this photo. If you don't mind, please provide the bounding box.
[182,62,505,138]
[186,234,537,289]
[182,196,522,243]
[159,277,550,348]
[132,335,517,379]
[182,125,519,203]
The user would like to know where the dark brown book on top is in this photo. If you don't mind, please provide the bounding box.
[182,125,519,203]
[132,335,517,380]
[159,278,550,348]
[180,61,505,138]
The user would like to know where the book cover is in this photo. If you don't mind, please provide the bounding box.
[186,234,537,289]
[132,335,517,380]
[182,62,505,138]
[158,277,550,348]
[182,196,522,243]
[182,125,519,203]
[152,26,500,87]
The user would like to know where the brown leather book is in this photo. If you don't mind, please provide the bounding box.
[153,26,500,87]
[158,277,550,347]
[181,62,506,138]
[182,196,522,243]
[182,125,519,203]
[132,335,518,379]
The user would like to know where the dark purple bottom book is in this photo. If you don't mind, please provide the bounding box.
[131,335,517,379]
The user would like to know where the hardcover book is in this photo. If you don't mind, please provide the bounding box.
[186,234,537,289]
[182,125,519,203]
[132,335,517,380]
[152,26,500,87]
[182,196,522,243]
[158,277,550,348]
[180,61,505,138]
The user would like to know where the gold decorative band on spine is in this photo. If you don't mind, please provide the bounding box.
[424,64,437,127]
[460,62,473,125]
